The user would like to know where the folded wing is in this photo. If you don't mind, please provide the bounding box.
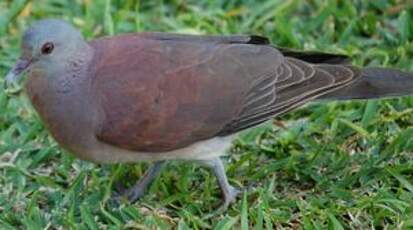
[90,33,359,152]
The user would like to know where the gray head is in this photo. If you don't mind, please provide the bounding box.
[5,19,87,88]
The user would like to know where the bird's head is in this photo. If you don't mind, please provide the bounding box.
[4,19,86,89]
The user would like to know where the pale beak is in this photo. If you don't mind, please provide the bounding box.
[4,58,32,90]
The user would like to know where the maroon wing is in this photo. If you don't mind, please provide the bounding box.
[91,33,359,152]
[91,33,281,152]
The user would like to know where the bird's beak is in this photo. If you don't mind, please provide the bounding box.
[4,58,32,89]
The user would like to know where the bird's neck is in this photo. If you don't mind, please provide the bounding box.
[25,43,98,153]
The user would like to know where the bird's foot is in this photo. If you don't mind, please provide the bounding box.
[113,184,146,205]
[217,185,242,213]
[205,186,242,217]
[222,185,241,207]
[112,161,165,206]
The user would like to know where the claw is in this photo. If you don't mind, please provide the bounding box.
[223,185,241,206]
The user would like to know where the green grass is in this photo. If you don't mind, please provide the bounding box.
[1,0,413,229]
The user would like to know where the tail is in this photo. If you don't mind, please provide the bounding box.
[320,67,413,100]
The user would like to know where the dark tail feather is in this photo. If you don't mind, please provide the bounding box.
[320,68,413,100]
[277,47,351,64]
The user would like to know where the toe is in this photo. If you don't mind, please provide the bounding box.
[224,186,241,204]
[111,192,123,207]
[126,187,146,203]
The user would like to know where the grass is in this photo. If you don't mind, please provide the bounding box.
[1,0,413,229]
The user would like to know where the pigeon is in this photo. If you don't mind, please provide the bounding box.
[4,19,413,208]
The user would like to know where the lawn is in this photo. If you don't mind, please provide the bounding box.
[1,0,413,229]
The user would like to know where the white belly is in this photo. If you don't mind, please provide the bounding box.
[82,135,236,163]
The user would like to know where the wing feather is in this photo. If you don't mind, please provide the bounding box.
[218,58,359,135]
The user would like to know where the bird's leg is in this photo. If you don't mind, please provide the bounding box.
[200,157,240,208]
[115,161,165,203]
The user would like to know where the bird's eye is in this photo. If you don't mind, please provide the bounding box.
[41,42,54,55]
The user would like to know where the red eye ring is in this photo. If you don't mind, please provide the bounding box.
[41,42,54,55]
